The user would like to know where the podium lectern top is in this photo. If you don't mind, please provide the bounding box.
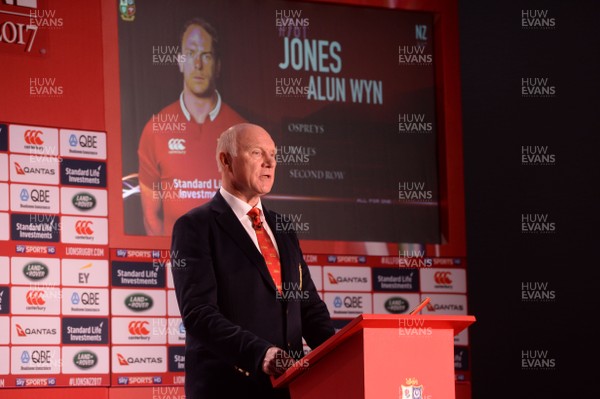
[272,314,475,389]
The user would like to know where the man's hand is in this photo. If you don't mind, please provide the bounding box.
[262,347,294,377]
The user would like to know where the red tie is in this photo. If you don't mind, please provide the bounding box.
[247,207,282,292]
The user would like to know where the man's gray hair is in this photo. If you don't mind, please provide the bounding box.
[216,124,242,172]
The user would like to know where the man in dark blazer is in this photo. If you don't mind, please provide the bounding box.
[171,123,335,399]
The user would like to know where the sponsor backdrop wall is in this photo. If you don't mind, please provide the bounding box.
[0,0,480,398]
[5,0,600,399]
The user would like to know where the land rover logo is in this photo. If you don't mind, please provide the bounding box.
[72,192,97,211]
[23,262,49,280]
[125,293,153,312]
[74,351,97,369]
[385,297,409,314]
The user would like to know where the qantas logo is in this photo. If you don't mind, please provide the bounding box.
[434,272,452,285]
[26,290,46,305]
[426,302,464,312]
[14,162,26,175]
[117,353,129,366]
[13,162,56,176]
[16,323,27,337]
[24,130,44,145]
[327,272,368,284]
[168,138,186,151]
[128,321,150,335]
[15,323,57,336]
[327,273,338,284]
[117,353,163,365]
[75,220,94,235]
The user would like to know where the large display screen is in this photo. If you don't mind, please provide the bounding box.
[118,0,441,245]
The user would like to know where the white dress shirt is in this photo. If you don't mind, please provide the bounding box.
[219,187,280,255]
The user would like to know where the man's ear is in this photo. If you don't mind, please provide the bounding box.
[219,152,232,171]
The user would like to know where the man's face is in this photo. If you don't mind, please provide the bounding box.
[229,126,277,203]
[179,24,219,98]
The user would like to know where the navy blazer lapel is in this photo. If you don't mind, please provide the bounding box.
[211,192,278,292]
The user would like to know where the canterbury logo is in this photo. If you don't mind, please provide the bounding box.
[327,273,338,284]
[26,290,46,305]
[14,162,26,175]
[128,321,150,336]
[75,220,94,235]
[117,353,129,366]
[24,130,44,145]
[434,271,452,285]
[16,324,27,337]
[168,138,186,151]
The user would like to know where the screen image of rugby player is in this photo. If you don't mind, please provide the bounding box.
[118,0,440,245]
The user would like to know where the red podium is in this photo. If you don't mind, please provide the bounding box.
[272,314,475,399]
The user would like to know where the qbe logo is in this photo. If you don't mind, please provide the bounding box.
[11,347,61,375]
[325,293,372,318]
[62,288,109,315]
[10,184,59,214]
[60,216,108,245]
[112,346,167,373]
[60,129,106,160]
[9,125,59,156]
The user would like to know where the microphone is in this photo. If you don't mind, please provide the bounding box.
[409,297,430,315]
